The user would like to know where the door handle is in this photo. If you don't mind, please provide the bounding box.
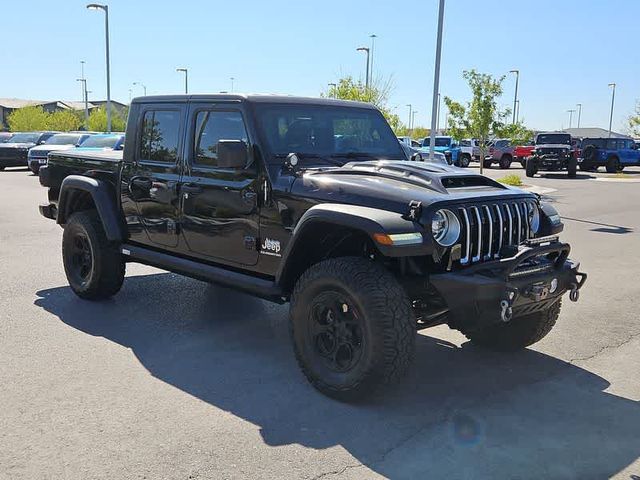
[181,184,203,194]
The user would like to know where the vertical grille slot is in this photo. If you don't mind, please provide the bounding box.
[455,200,534,266]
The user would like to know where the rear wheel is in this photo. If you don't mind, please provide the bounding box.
[465,300,561,351]
[483,159,492,169]
[62,211,125,300]
[567,157,577,178]
[525,158,537,177]
[606,156,621,173]
[499,155,512,169]
[290,257,416,401]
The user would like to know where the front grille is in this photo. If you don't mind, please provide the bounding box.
[538,148,567,156]
[0,148,26,160]
[456,200,534,265]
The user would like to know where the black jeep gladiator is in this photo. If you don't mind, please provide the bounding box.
[38,95,586,401]
[525,132,577,178]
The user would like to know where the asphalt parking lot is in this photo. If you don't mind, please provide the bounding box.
[1,164,639,479]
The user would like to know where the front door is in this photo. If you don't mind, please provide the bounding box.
[126,105,186,248]
[179,104,260,266]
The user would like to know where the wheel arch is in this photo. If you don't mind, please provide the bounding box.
[57,175,124,242]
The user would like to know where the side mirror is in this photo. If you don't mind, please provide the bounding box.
[217,139,248,168]
[38,140,47,145]
[410,152,423,162]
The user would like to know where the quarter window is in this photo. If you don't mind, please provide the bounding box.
[194,110,248,167]
[139,110,180,163]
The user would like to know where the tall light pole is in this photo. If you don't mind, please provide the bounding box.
[230,77,235,93]
[356,47,370,90]
[515,99,520,123]
[509,69,519,125]
[428,0,445,161]
[608,83,616,137]
[176,68,188,94]
[437,93,441,133]
[76,78,89,127]
[406,104,413,135]
[567,109,576,129]
[133,82,147,96]
[369,34,377,83]
[411,111,418,131]
[576,103,582,128]
[86,4,111,132]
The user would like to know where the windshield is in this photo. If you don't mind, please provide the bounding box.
[45,134,84,145]
[7,133,40,144]
[79,135,121,148]
[255,104,404,163]
[422,137,451,147]
[536,134,571,145]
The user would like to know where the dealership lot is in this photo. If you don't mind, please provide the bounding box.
[1,166,639,479]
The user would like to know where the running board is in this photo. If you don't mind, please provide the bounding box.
[120,244,284,303]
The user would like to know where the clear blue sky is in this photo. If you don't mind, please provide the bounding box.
[3,0,639,133]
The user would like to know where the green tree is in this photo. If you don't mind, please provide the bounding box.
[628,100,640,137]
[87,106,127,132]
[7,106,50,131]
[47,110,82,132]
[444,69,510,173]
[494,121,533,146]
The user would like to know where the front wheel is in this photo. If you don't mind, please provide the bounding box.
[499,155,512,169]
[290,257,416,401]
[483,160,492,169]
[606,156,621,173]
[465,300,561,351]
[62,211,125,300]
[567,157,577,178]
[525,158,537,177]
[458,154,471,168]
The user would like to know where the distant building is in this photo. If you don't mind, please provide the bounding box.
[0,98,128,130]
[563,127,632,139]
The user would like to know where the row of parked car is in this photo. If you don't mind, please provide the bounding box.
[398,133,640,178]
[0,131,125,174]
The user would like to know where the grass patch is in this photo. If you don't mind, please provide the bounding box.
[497,174,524,186]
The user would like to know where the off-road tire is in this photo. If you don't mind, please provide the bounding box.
[499,155,512,169]
[458,154,471,168]
[567,157,577,178]
[465,300,561,351]
[62,210,125,300]
[290,257,416,401]
[606,156,621,173]
[483,159,493,169]
[525,158,537,177]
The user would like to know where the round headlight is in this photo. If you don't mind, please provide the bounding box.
[528,203,540,234]
[431,209,461,246]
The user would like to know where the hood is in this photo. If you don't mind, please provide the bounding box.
[290,160,533,215]
[0,142,34,149]
[419,146,450,153]
[29,144,76,155]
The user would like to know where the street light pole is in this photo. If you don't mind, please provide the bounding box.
[356,47,370,90]
[369,34,377,83]
[411,111,418,131]
[509,69,519,124]
[576,103,582,128]
[437,93,441,133]
[608,83,616,137]
[567,109,576,129]
[86,3,111,132]
[176,68,189,94]
[133,82,147,96]
[406,104,412,135]
[230,77,235,93]
[76,78,89,127]
[515,99,520,123]
[428,0,445,162]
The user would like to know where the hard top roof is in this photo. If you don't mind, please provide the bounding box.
[131,94,377,110]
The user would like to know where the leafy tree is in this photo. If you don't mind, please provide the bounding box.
[494,121,533,146]
[628,100,640,137]
[87,106,127,132]
[47,110,82,132]
[444,69,510,173]
[7,106,50,131]
[395,125,430,140]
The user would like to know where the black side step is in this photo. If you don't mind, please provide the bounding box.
[120,244,285,303]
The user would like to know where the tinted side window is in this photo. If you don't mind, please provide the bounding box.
[139,110,180,163]
[194,110,248,167]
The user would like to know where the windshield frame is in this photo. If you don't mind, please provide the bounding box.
[6,133,40,144]
[536,133,571,145]
[251,103,405,165]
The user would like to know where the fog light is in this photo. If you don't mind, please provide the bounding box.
[549,278,558,293]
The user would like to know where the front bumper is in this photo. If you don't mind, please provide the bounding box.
[28,158,46,174]
[430,236,586,333]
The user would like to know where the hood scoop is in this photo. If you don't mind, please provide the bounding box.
[313,160,505,194]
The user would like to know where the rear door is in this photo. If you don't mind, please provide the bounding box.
[126,104,186,248]
[179,102,260,266]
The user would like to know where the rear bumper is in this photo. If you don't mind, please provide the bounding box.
[430,236,586,333]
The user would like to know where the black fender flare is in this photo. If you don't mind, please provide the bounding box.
[57,175,125,242]
[275,203,433,286]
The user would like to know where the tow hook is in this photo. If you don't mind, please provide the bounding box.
[569,283,580,302]
[500,300,513,323]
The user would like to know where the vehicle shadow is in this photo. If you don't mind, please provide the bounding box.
[562,216,634,235]
[537,172,595,180]
[34,273,640,478]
